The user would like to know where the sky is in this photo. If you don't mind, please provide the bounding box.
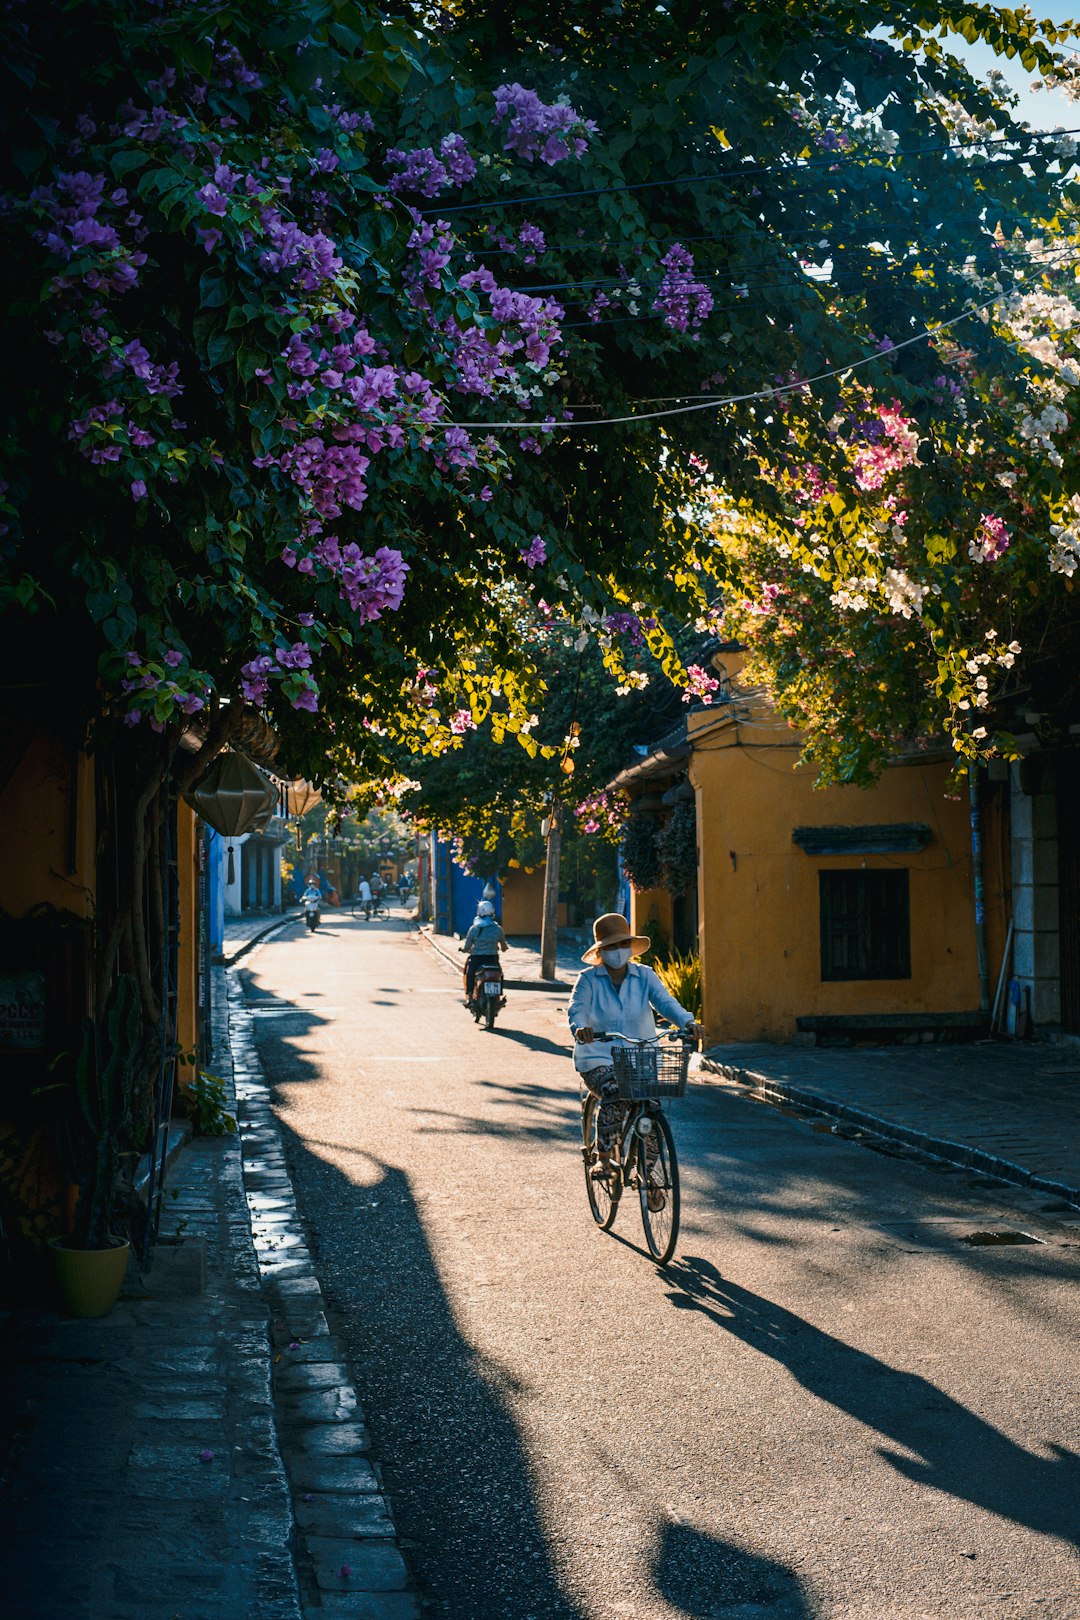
[943,6,1080,130]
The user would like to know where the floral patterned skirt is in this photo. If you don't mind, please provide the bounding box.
[581,1064,625,1153]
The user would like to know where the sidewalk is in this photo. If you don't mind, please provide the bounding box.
[703,1039,1080,1204]
[0,980,301,1619]
[221,908,293,965]
[0,957,416,1620]
[419,923,585,989]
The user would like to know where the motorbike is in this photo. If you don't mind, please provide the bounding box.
[468,962,505,1030]
[302,894,321,932]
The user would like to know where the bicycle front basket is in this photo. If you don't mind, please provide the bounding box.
[610,1043,689,1099]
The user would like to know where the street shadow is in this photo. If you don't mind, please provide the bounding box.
[664,1255,1080,1550]
[275,1127,587,1618]
[486,1025,574,1060]
[653,1518,812,1619]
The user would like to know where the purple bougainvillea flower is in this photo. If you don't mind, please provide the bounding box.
[337,1565,352,1579]
[288,1341,301,1349]
[130,479,147,500]
[199,1448,215,1462]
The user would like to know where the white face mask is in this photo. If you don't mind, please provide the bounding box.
[600,946,633,969]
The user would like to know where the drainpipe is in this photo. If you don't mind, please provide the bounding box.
[969,762,991,1012]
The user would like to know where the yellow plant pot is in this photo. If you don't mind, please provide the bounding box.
[50,1238,131,1318]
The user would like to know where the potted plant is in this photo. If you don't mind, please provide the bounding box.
[52,974,144,1317]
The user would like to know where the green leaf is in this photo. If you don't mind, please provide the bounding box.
[199,271,230,309]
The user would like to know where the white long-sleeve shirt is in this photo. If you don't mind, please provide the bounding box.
[567,962,695,1074]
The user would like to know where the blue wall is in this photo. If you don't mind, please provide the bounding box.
[450,861,488,936]
[206,828,225,960]
[430,832,501,935]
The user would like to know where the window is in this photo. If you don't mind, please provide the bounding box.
[819,870,911,982]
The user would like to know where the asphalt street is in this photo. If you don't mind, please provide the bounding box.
[241,912,1080,1620]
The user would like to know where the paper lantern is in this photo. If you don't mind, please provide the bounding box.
[185,753,278,882]
[287,779,322,818]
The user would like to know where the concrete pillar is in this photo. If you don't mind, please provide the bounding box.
[223,831,245,917]
[1010,765,1060,1027]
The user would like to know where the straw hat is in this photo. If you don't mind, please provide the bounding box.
[581,913,651,965]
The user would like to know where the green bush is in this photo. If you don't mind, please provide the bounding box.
[183,1073,237,1137]
[656,800,698,896]
[621,810,663,891]
[653,949,702,1022]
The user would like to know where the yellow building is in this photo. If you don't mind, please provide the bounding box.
[0,714,209,1267]
[618,653,1007,1045]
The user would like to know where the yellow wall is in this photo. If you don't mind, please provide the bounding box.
[629,884,675,952]
[689,709,991,1042]
[500,866,568,932]
[0,733,95,920]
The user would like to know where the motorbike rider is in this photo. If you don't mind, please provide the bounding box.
[458,899,508,1000]
[301,877,322,918]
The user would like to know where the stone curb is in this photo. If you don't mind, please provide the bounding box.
[221,913,294,967]
[700,1055,1080,1208]
[415,922,573,992]
[223,963,419,1620]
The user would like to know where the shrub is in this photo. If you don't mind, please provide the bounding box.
[621,810,663,891]
[656,799,697,895]
[183,1073,237,1137]
[653,949,702,1022]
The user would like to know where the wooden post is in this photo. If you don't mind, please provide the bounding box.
[540,805,562,981]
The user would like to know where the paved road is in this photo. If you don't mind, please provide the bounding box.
[241,914,1080,1620]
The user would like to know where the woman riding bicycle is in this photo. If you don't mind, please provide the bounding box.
[568,914,702,1182]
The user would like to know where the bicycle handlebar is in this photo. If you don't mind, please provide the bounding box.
[591,1028,696,1045]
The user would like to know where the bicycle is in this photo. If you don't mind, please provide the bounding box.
[350,896,389,920]
[580,1029,693,1265]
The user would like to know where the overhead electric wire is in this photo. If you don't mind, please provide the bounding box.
[443,241,1079,430]
[423,124,1080,217]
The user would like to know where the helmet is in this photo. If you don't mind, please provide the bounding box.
[477,900,495,918]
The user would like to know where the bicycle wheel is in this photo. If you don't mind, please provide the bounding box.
[581,1094,619,1231]
[638,1110,680,1265]
[375,900,389,919]
[350,902,366,920]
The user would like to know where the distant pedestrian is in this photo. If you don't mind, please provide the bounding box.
[356,875,373,919]
[399,874,410,905]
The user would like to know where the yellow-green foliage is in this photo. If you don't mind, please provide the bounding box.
[653,949,702,1022]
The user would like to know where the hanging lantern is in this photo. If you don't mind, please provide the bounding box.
[185,753,278,884]
[287,778,322,849]
[287,779,322,818]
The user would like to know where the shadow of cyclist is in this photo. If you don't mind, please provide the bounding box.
[664,1256,1080,1550]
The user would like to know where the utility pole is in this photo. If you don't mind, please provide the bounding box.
[539,803,562,981]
